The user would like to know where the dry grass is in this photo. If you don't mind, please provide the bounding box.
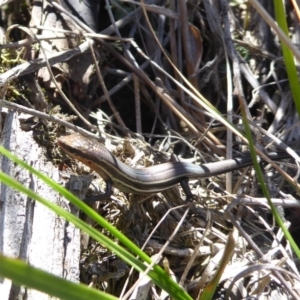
[1,0,300,298]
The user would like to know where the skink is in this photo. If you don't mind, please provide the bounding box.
[58,134,296,200]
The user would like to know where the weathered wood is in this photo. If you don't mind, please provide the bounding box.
[0,111,80,300]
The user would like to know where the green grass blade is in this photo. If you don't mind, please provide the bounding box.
[273,0,300,115]
[0,254,117,300]
[240,104,300,259]
[0,146,192,300]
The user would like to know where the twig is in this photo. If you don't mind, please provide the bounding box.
[0,99,104,142]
